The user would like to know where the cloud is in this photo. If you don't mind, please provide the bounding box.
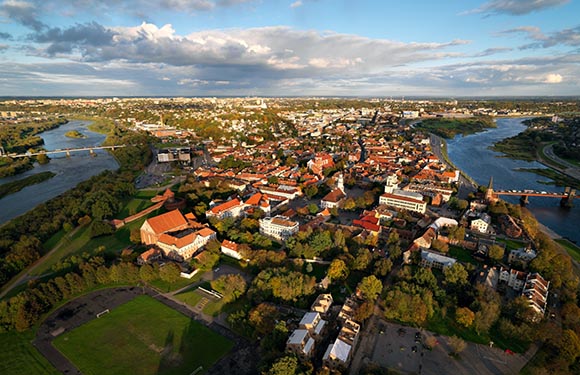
[0,0,45,31]
[290,1,302,8]
[0,44,8,52]
[472,47,513,57]
[467,0,569,16]
[0,32,12,40]
[31,21,117,55]
[544,73,563,83]
[500,25,580,49]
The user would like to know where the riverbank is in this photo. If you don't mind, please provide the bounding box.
[417,116,496,139]
[0,171,55,199]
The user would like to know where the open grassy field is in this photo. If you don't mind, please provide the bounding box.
[53,295,233,375]
[0,331,60,375]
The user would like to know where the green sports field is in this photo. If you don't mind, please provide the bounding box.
[53,295,233,375]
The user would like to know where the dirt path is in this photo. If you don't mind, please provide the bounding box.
[0,226,82,299]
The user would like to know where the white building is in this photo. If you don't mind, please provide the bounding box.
[286,329,316,358]
[420,249,456,270]
[380,189,426,214]
[498,267,527,291]
[384,173,399,194]
[205,198,245,220]
[470,213,491,233]
[157,227,216,261]
[259,215,299,241]
[508,247,537,266]
[221,239,242,260]
[299,312,326,338]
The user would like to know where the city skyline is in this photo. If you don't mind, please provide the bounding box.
[1,0,579,96]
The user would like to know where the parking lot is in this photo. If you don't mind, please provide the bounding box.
[369,320,534,375]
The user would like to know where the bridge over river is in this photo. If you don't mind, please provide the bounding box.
[0,145,126,158]
[486,177,577,208]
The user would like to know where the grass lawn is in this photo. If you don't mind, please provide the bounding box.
[34,218,148,276]
[175,288,204,307]
[497,238,527,252]
[149,275,200,293]
[53,295,233,375]
[117,197,155,219]
[426,312,529,353]
[555,239,580,263]
[0,331,60,375]
[448,246,479,265]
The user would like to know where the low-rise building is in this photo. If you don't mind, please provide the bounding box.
[522,273,550,318]
[498,267,527,291]
[221,239,242,260]
[286,329,316,358]
[311,294,333,317]
[137,248,162,265]
[322,319,360,369]
[259,215,299,241]
[508,247,537,267]
[420,249,456,269]
[470,213,491,233]
[157,227,217,261]
[299,311,326,339]
[206,198,245,220]
[379,189,426,214]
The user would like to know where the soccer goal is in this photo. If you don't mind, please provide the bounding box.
[96,309,110,318]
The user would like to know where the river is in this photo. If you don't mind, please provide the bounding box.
[446,117,580,244]
[0,120,119,225]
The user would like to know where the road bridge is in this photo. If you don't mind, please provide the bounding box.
[0,145,126,158]
[485,177,578,208]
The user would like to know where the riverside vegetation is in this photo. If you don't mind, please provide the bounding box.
[415,116,496,139]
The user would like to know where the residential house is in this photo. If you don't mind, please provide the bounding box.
[311,294,333,317]
[299,312,327,339]
[286,329,316,358]
[522,273,550,318]
[470,213,491,233]
[498,267,527,291]
[137,248,162,265]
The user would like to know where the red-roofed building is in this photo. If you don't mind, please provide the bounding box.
[307,154,335,177]
[221,239,242,260]
[137,248,162,265]
[140,209,189,245]
[206,198,245,220]
[157,227,217,261]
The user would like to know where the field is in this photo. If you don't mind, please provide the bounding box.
[0,331,60,375]
[53,295,233,375]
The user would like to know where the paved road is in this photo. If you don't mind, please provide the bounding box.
[541,144,580,181]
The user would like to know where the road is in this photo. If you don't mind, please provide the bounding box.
[541,144,580,182]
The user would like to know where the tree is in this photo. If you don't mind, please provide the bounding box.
[304,185,318,199]
[488,244,504,262]
[443,263,468,286]
[327,259,349,281]
[130,228,141,244]
[431,239,449,253]
[211,274,247,303]
[455,307,475,328]
[342,197,356,211]
[139,264,157,282]
[425,336,438,350]
[353,248,372,271]
[266,356,301,375]
[447,226,465,243]
[159,263,181,284]
[249,303,278,336]
[355,300,375,322]
[357,275,383,301]
[305,263,313,273]
[373,258,392,277]
[448,335,466,355]
[308,203,319,215]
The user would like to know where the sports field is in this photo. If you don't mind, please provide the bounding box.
[53,295,233,375]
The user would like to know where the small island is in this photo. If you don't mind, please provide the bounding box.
[65,130,87,139]
[415,116,496,139]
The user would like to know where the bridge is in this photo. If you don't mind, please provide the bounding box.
[485,177,578,208]
[0,145,126,158]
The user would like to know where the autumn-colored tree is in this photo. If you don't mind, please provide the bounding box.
[455,307,475,328]
[327,259,349,281]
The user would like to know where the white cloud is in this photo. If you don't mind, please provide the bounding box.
[544,73,563,83]
[466,0,569,16]
[290,1,302,8]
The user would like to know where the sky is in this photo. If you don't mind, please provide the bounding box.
[0,0,579,97]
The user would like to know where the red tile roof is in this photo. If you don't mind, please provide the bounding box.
[146,209,188,235]
[209,198,243,214]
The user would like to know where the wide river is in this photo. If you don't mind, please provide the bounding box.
[0,120,119,225]
[447,117,579,244]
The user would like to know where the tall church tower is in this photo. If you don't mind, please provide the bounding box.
[384,173,399,194]
[337,173,345,194]
[485,176,497,203]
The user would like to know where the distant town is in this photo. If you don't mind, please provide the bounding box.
[0,97,579,375]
